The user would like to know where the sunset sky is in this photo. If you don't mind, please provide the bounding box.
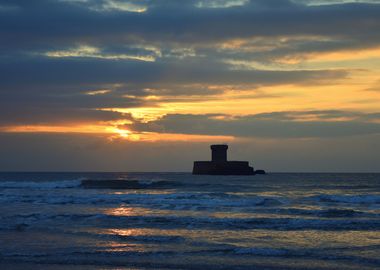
[0,0,379,172]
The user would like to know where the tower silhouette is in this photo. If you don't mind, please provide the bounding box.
[193,144,256,175]
[211,145,228,162]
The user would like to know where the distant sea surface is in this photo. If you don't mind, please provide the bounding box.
[0,172,379,270]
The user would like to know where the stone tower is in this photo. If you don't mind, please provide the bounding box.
[211,144,228,162]
[193,144,256,175]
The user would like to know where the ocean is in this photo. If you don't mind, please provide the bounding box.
[0,172,379,269]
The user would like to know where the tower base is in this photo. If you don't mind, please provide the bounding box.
[193,161,254,175]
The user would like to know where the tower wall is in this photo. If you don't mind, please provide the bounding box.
[210,144,228,162]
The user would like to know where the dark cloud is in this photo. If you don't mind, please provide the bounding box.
[0,0,375,126]
[0,56,348,87]
[1,0,379,48]
[128,111,380,138]
[0,81,146,125]
[0,105,130,126]
[0,53,347,125]
[0,0,379,174]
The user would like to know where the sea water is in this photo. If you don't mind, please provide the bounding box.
[0,172,379,269]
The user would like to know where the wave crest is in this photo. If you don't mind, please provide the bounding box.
[0,180,82,189]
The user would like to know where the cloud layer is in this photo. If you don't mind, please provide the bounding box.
[0,0,379,170]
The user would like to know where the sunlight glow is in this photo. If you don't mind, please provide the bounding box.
[0,124,235,142]
[85,89,112,95]
[279,46,380,64]
[101,74,380,123]
[110,132,236,142]
[101,107,173,123]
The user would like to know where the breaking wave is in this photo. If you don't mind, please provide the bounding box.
[0,180,82,189]
[311,194,380,204]
[0,191,287,209]
[2,213,380,231]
